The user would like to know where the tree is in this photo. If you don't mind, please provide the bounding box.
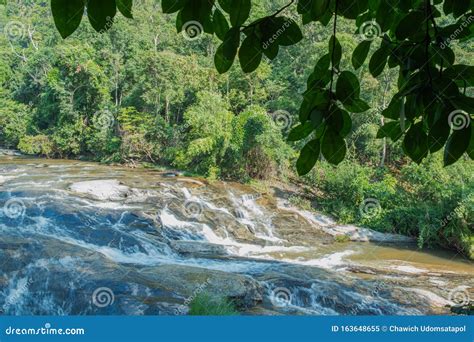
[45,1,474,173]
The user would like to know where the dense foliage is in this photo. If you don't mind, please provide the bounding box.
[49,0,474,173]
[0,1,472,256]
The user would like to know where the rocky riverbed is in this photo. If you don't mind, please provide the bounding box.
[0,151,472,315]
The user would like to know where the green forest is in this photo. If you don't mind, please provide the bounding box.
[0,0,472,258]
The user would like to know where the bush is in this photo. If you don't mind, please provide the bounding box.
[188,293,239,316]
[175,91,233,178]
[18,135,54,157]
[51,120,85,157]
[303,154,473,257]
[225,105,291,180]
[0,97,32,148]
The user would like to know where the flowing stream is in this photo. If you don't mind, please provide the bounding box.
[0,151,472,315]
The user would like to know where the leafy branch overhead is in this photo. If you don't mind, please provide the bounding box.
[50,0,474,175]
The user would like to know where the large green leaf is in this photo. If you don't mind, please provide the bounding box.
[117,0,133,18]
[215,44,234,74]
[428,118,450,153]
[329,35,342,68]
[395,11,424,40]
[336,71,360,104]
[377,121,403,141]
[369,47,387,78]
[403,122,428,164]
[51,0,85,38]
[288,122,314,141]
[321,128,347,165]
[444,126,472,166]
[352,40,371,70]
[273,17,303,46]
[213,8,229,41]
[162,0,185,14]
[87,0,117,33]
[222,27,240,60]
[230,0,251,26]
[297,139,320,176]
[239,33,262,73]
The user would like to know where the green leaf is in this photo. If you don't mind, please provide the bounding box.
[215,44,234,74]
[444,64,474,87]
[297,0,312,14]
[239,33,262,73]
[377,121,403,141]
[369,47,387,78]
[51,0,85,38]
[222,27,240,60]
[310,109,324,129]
[87,0,117,33]
[117,0,133,18]
[230,0,251,26]
[428,117,450,153]
[329,35,342,68]
[450,95,474,114]
[444,125,472,166]
[288,122,314,141]
[297,139,321,176]
[402,122,429,164]
[311,0,329,20]
[467,124,474,159]
[382,98,403,120]
[336,71,360,104]
[321,128,347,165]
[352,40,371,70]
[343,98,370,113]
[445,0,471,18]
[395,11,424,40]
[213,8,229,41]
[274,17,303,46]
[162,0,185,13]
[326,107,352,137]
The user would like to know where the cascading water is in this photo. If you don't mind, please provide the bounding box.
[0,152,472,315]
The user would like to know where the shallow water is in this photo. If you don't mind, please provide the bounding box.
[0,154,472,315]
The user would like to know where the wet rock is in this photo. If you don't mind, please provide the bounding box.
[170,241,228,257]
[0,149,21,156]
[69,180,130,201]
[69,179,157,203]
[322,225,416,243]
[134,264,263,309]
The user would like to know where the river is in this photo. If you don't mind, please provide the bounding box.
[0,151,472,315]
